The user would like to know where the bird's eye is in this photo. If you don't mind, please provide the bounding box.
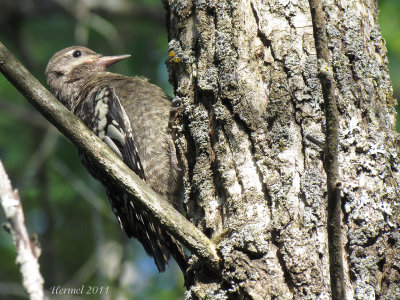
[72,50,82,58]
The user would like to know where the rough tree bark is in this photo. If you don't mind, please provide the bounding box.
[164,0,400,299]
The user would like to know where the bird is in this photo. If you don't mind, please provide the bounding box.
[45,46,187,272]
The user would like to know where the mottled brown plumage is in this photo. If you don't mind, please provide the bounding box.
[45,46,186,272]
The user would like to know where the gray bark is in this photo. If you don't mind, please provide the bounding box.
[164,0,400,299]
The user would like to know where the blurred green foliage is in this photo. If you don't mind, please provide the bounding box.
[0,0,399,299]
[379,0,400,129]
[0,0,183,299]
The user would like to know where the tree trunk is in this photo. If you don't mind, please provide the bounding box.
[163,0,400,298]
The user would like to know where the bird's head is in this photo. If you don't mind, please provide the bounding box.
[45,46,130,110]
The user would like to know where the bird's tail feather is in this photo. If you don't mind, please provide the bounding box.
[107,189,187,273]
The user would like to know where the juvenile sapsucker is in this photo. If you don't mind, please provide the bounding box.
[45,46,186,272]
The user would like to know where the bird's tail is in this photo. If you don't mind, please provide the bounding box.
[165,234,188,272]
[107,190,188,272]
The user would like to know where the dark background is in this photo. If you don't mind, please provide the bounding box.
[0,0,398,299]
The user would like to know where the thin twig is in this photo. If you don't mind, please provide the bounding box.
[0,160,45,300]
[21,128,59,187]
[0,42,220,272]
[51,158,114,220]
[0,281,28,298]
[308,0,345,299]
[54,0,125,52]
[305,134,325,149]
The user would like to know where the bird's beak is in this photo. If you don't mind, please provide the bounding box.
[93,54,131,68]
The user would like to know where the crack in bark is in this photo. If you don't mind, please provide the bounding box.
[208,103,228,229]
[250,1,281,63]
[217,103,246,199]
[219,96,273,210]
[271,230,295,294]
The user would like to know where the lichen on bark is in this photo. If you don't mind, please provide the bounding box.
[164,0,400,299]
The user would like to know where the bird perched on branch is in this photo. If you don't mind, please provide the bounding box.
[45,46,186,272]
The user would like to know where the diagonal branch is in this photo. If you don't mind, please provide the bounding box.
[0,161,45,300]
[308,0,345,299]
[0,42,220,272]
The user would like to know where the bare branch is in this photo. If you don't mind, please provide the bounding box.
[0,161,45,300]
[0,42,220,271]
[308,0,345,299]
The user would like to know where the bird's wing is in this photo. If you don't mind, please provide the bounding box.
[76,84,188,273]
[89,86,146,180]
[77,86,176,272]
